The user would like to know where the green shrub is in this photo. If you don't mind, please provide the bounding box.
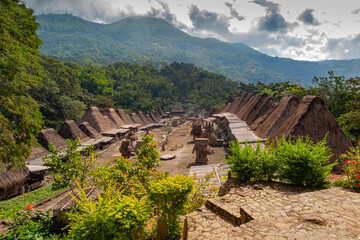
[0,209,61,240]
[0,185,64,219]
[44,138,96,191]
[67,184,151,240]
[149,175,194,239]
[93,134,166,198]
[136,133,160,171]
[277,136,335,189]
[226,140,278,182]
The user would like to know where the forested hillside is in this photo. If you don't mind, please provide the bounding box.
[30,56,237,130]
[36,14,360,86]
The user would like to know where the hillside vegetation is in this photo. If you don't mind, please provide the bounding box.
[36,14,360,85]
[30,56,237,130]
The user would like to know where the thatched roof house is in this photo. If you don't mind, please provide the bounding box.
[104,108,125,128]
[38,128,67,151]
[171,102,185,114]
[78,122,103,139]
[116,109,134,125]
[77,106,113,133]
[137,111,151,125]
[150,112,159,123]
[157,107,165,117]
[254,96,299,138]
[0,165,29,200]
[27,147,49,162]
[269,96,352,171]
[146,114,156,123]
[58,120,90,143]
[130,112,145,126]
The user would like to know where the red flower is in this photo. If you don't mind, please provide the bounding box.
[352,161,356,164]
[358,183,360,186]
[25,204,36,210]
[357,174,360,179]
[345,160,349,163]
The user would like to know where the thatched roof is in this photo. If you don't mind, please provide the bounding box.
[58,120,90,143]
[238,93,269,121]
[245,94,274,125]
[0,165,29,199]
[26,147,49,162]
[206,107,216,118]
[150,112,159,123]
[130,112,145,126]
[250,102,278,132]
[222,103,232,113]
[79,121,103,139]
[116,109,134,125]
[77,106,113,133]
[227,97,241,114]
[269,96,352,172]
[153,110,161,120]
[214,104,225,114]
[234,93,254,117]
[146,114,156,123]
[254,96,300,138]
[104,108,125,128]
[103,115,118,129]
[137,111,152,125]
[171,102,185,114]
[38,128,67,151]
[157,107,165,117]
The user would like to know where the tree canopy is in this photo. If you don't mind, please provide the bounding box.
[0,0,44,168]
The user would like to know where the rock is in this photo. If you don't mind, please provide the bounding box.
[160,154,176,160]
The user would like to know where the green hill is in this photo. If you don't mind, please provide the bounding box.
[36,14,360,85]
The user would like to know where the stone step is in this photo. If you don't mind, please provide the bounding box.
[185,205,245,240]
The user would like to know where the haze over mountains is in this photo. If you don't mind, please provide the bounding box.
[36,14,360,85]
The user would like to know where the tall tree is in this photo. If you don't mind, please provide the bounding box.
[0,0,44,169]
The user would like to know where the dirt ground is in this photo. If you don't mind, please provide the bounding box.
[96,122,228,175]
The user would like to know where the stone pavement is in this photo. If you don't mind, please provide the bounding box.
[185,180,360,240]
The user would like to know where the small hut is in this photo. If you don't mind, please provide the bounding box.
[171,102,185,115]
[78,122,103,139]
[116,109,134,125]
[130,112,145,126]
[269,96,352,172]
[0,165,29,200]
[104,108,125,128]
[58,120,90,143]
[137,111,152,125]
[77,106,113,133]
[38,128,67,151]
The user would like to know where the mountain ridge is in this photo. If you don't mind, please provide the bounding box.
[36,14,360,85]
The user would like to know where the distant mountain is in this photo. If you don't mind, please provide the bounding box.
[36,14,360,85]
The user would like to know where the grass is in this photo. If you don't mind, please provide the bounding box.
[0,185,64,219]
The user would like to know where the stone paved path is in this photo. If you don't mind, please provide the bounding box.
[185,180,360,240]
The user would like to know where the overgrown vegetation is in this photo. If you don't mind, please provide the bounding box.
[30,57,237,130]
[226,135,335,189]
[44,138,96,191]
[335,141,360,191]
[0,185,64,219]
[0,0,44,168]
[1,208,61,240]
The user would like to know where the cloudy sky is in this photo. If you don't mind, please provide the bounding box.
[25,0,360,61]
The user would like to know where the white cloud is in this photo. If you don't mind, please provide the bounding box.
[24,0,360,61]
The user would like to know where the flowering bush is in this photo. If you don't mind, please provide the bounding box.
[67,184,151,240]
[1,207,61,240]
[336,142,360,191]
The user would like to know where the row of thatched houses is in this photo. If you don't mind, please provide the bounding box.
[210,93,352,172]
[0,107,165,200]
